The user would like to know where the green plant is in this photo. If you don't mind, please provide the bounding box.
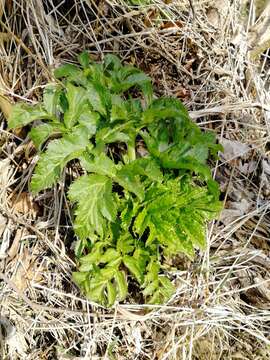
[8,52,223,306]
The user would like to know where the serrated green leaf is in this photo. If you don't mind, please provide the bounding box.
[127,158,163,182]
[179,213,206,249]
[117,234,135,255]
[83,266,128,306]
[72,271,88,286]
[68,174,117,239]
[114,166,145,201]
[120,198,137,231]
[78,51,90,68]
[80,152,117,177]
[114,158,162,202]
[142,131,213,179]
[142,260,174,304]
[87,63,106,85]
[78,110,99,135]
[142,280,159,297]
[110,98,142,124]
[110,95,128,122]
[74,238,89,258]
[133,178,221,257]
[59,92,69,112]
[110,67,153,103]
[147,276,175,304]
[158,276,175,301]
[207,179,220,199]
[87,266,116,304]
[115,271,127,301]
[54,63,81,79]
[104,54,122,71]
[43,84,62,115]
[8,103,51,129]
[100,248,120,264]
[86,282,105,304]
[96,124,131,145]
[142,264,159,297]
[86,82,109,116]
[142,97,189,124]
[79,242,104,266]
[107,281,117,307]
[64,83,88,128]
[30,129,89,193]
[29,123,64,149]
[134,207,149,238]
[140,97,222,179]
[123,248,149,285]
[123,255,145,284]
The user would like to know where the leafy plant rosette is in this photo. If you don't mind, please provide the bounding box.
[8,52,223,306]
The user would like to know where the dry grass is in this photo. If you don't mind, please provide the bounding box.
[0,0,270,359]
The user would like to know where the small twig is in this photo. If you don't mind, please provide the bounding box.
[0,18,52,81]
[188,0,196,19]
[189,102,270,119]
[0,204,75,267]
[0,272,89,317]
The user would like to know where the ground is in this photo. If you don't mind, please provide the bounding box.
[0,0,270,359]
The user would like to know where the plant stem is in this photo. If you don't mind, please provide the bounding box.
[127,145,136,162]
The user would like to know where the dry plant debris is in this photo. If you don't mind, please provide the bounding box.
[0,0,270,359]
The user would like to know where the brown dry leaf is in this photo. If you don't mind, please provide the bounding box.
[248,1,270,59]
[7,228,25,260]
[221,138,251,159]
[259,159,270,198]
[238,270,270,309]
[238,160,257,175]
[220,198,252,225]
[11,192,39,218]
[13,140,35,161]
[245,217,270,251]
[0,158,13,203]
[255,0,269,17]
[0,5,16,122]
[0,32,10,42]
[174,85,190,100]
[13,249,31,292]
[160,20,182,30]
[13,249,43,292]
[262,159,270,175]
[0,219,10,259]
[144,9,159,27]
[0,0,5,18]
[208,0,229,26]
[0,213,6,238]
[194,338,217,360]
[220,138,251,168]
[6,329,28,359]
[11,126,28,139]
[206,7,220,28]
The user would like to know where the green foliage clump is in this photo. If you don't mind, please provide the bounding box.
[8,52,223,306]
